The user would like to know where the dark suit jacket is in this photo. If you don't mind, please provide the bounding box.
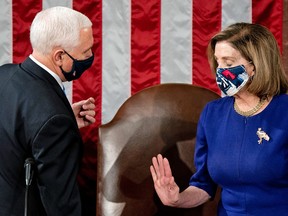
[0,57,83,215]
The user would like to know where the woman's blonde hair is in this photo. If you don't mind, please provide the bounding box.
[207,22,288,97]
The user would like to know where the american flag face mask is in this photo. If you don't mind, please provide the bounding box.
[216,64,249,96]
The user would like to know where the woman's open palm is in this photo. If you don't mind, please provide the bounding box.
[150,154,180,206]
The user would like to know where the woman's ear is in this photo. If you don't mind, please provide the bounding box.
[250,63,255,76]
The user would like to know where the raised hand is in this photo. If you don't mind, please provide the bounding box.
[150,154,180,206]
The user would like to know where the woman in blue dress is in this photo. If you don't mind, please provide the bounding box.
[150,22,288,216]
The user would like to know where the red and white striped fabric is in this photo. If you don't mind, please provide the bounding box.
[0,0,283,209]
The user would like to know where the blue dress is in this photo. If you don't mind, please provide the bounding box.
[189,94,288,216]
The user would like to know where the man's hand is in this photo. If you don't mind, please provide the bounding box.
[72,97,96,129]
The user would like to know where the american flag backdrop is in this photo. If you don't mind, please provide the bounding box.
[0,0,287,214]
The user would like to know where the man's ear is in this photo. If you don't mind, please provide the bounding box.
[54,49,65,66]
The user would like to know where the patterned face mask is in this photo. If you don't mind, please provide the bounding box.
[60,51,94,81]
[216,64,249,96]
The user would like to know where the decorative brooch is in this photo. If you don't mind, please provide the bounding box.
[256,128,270,144]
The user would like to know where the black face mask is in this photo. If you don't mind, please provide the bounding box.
[60,51,94,81]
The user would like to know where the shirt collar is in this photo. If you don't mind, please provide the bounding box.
[29,55,64,89]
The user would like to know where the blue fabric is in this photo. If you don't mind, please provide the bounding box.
[189,94,288,215]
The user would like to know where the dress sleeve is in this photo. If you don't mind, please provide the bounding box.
[189,104,218,199]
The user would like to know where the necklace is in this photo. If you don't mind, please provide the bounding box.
[234,98,266,117]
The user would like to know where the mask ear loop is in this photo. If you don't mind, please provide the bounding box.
[63,50,76,61]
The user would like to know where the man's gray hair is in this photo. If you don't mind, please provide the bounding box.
[30,6,92,55]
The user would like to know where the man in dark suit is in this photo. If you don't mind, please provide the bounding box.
[0,6,95,216]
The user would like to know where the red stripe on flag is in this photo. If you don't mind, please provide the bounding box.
[131,0,161,95]
[252,0,283,52]
[12,0,42,63]
[72,0,102,213]
[72,0,102,124]
[192,0,221,94]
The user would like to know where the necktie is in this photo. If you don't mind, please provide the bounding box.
[62,85,66,95]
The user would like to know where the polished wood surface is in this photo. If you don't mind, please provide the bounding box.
[97,84,220,216]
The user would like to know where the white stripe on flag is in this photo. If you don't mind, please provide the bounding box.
[43,0,74,104]
[220,0,252,97]
[161,0,192,83]
[102,0,131,124]
[222,0,252,29]
[43,0,72,10]
[0,1,12,65]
